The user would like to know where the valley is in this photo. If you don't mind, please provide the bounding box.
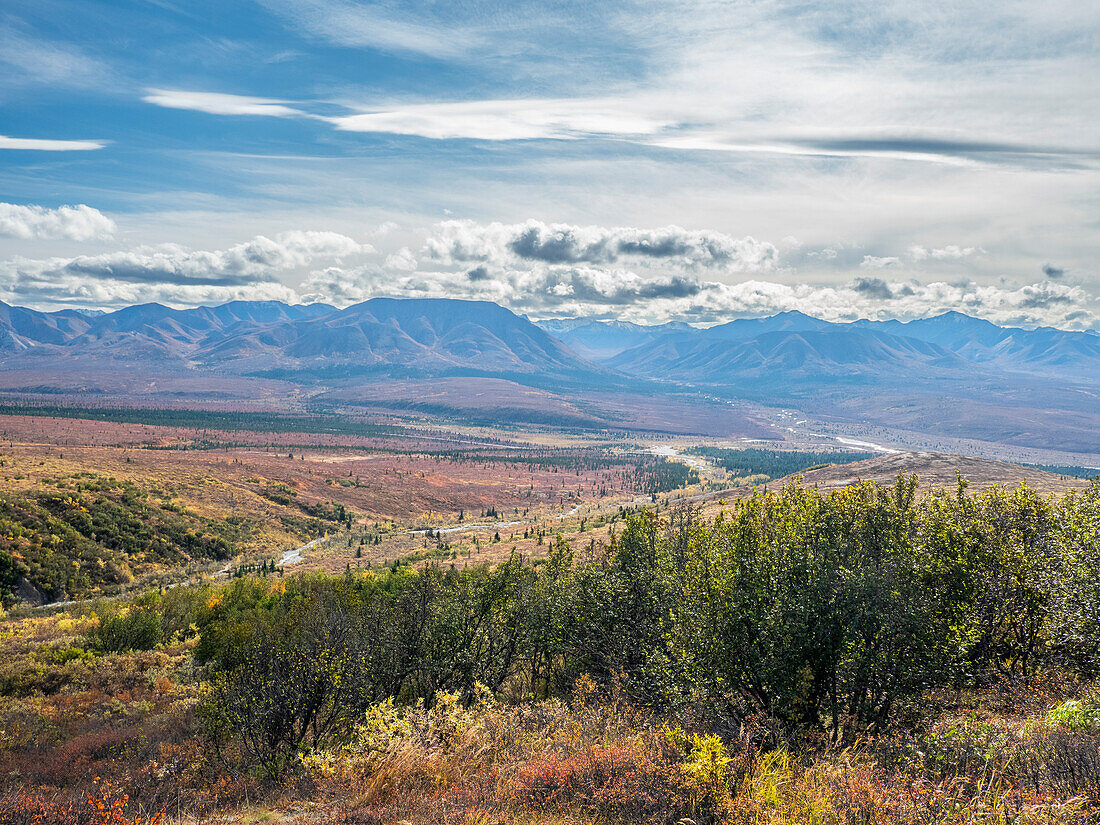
[0,298,1096,462]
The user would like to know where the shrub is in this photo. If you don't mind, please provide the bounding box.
[86,610,162,653]
[1049,700,1100,734]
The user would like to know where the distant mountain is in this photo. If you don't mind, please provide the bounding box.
[536,318,694,360]
[551,309,1100,387]
[608,327,968,384]
[0,301,92,349]
[0,298,606,382]
[2,299,1096,386]
[208,298,604,378]
[851,311,1100,375]
[701,310,834,341]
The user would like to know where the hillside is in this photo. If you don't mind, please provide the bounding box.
[782,451,1092,492]
[0,297,611,383]
[608,327,968,383]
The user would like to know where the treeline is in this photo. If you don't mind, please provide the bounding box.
[686,446,874,480]
[130,476,1100,777]
[0,477,254,604]
[0,402,407,438]
[1026,463,1099,480]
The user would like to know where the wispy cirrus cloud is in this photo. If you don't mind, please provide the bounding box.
[0,25,113,92]
[0,135,106,151]
[330,98,669,141]
[257,0,481,59]
[0,203,115,240]
[143,89,305,118]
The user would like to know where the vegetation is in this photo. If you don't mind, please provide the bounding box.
[0,402,408,438]
[686,445,875,480]
[2,475,1100,822]
[0,475,255,605]
[1027,463,1100,480]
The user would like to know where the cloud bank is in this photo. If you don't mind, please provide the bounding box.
[298,264,1094,330]
[0,217,1094,331]
[0,231,366,307]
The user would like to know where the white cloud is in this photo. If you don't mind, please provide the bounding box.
[297,261,1095,331]
[142,89,304,117]
[909,244,978,260]
[0,231,367,307]
[0,135,106,151]
[330,98,670,141]
[384,247,418,271]
[0,277,299,311]
[0,203,115,240]
[860,255,902,269]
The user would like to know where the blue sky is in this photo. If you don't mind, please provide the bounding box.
[0,0,1097,328]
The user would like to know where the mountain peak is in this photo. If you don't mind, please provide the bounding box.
[926,310,997,328]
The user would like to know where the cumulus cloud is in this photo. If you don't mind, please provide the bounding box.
[424,220,777,272]
[0,203,115,240]
[851,277,895,300]
[0,231,367,307]
[1042,263,1065,279]
[384,247,418,271]
[142,89,304,117]
[286,218,1095,330]
[0,135,106,151]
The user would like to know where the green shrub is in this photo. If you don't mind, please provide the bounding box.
[1048,700,1100,733]
[87,608,163,652]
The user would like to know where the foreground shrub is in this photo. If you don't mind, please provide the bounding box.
[0,788,164,825]
[86,609,162,653]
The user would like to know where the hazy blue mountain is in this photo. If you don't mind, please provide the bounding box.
[609,327,968,384]
[702,310,834,341]
[851,311,1100,375]
[0,301,92,348]
[0,298,1096,391]
[536,318,694,359]
[193,298,607,378]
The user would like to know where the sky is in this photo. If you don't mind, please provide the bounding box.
[0,0,1097,328]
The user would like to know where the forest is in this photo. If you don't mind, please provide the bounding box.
[2,475,1099,823]
[685,446,875,480]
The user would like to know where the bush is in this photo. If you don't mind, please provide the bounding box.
[1049,700,1100,734]
[87,609,162,653]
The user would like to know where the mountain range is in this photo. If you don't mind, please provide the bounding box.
[0,298,604,379]
[545,310,1100,385]
[0,297,1096,454]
